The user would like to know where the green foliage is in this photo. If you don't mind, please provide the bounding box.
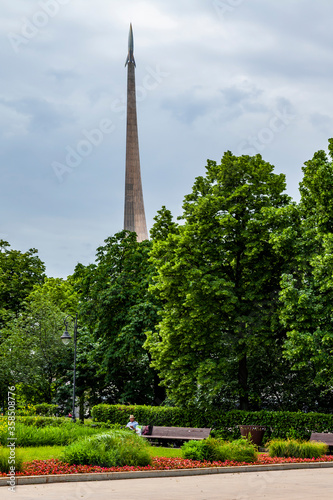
[92,403,185,426]
[0,421,111,447]
[15,416,67,427]
[61,430,152,467]
[0,240,46,407]
[279,139,333,387]
[0,240,45,327]
[0,447,24,473]
[146,152,291,410]
[10,404,58,417]
[12,444,181,462]
[181,438,258,462]
[181,440,206,460]
[149,447,182,458]
[268,439,328,458]
[73,231,164,405]
[35,404,59,416]
[0,276,82,412]
[0,299,70,404]
[92,404,333,441]
[16,446,66,463]
[28,277,79,315]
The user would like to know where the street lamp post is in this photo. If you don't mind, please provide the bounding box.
[60,313,78,423]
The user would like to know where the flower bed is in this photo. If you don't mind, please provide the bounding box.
[1,455,333,477]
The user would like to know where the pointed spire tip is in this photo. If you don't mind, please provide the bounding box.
[125,23,136,67]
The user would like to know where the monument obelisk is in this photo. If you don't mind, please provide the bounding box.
[124,24,148,241]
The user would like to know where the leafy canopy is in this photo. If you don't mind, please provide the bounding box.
[146,151,290,409]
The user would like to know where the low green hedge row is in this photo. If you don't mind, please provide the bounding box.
[34,404,59,416]
[91,404,333,441]
[0,416,67,427]
[0,422,113,447]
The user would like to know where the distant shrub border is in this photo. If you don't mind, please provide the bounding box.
[91,404,333,441]
[268,439,328,459]
[35,404,58,417]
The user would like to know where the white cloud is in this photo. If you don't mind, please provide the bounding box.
[0,0,333,277]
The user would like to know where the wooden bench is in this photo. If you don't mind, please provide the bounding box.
[141,426,211,443]
[310,432,333,450]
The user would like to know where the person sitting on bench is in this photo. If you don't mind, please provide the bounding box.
[126,414,138,431]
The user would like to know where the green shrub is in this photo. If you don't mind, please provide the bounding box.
[0,422,112,447]
[268,439,328,458]
[181,438,258,463]
[35,404,59,416]
[17,417,67,427]
[0,447,24,473]
[61,430,152,467]
[88,422,122,430]
[181,440,208,461]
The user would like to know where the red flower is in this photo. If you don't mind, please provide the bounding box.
[1,455,332,478]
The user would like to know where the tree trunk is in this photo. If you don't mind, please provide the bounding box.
[79,392,85,423]
[238,354,249,410]
[153,372,166,405]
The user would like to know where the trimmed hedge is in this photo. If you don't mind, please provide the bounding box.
[91,404,333,441]
[0,422,112,447]
[12,417,67,427]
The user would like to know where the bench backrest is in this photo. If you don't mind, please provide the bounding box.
[149,426,211,440]
[310,432,333,446]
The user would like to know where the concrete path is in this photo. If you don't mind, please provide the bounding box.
[2,468,333,500]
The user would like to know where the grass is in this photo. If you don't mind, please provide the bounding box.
[149,446,182,458]
[18,445,182,462]
[0,447,24,473]
[18,446,66,462]
[0,422,113,447]
[268,439,328,459]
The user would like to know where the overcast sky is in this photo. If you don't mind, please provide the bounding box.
[1,0,333,278]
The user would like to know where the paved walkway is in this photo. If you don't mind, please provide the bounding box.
[2,468,333,500]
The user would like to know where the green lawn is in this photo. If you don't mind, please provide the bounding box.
[18,445,183,462]
[18,446,66,462]
[149,446,182,458]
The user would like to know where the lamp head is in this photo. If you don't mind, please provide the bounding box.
[61,330,71,345]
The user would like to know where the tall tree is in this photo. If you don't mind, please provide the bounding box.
[74,231,164,405]
[146,152,291,410]
[0,240,45,326]
[279,139,333,389]
[0,296,71,404]
[0,241,45,410]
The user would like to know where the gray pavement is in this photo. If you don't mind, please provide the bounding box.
[2,468,333,500]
